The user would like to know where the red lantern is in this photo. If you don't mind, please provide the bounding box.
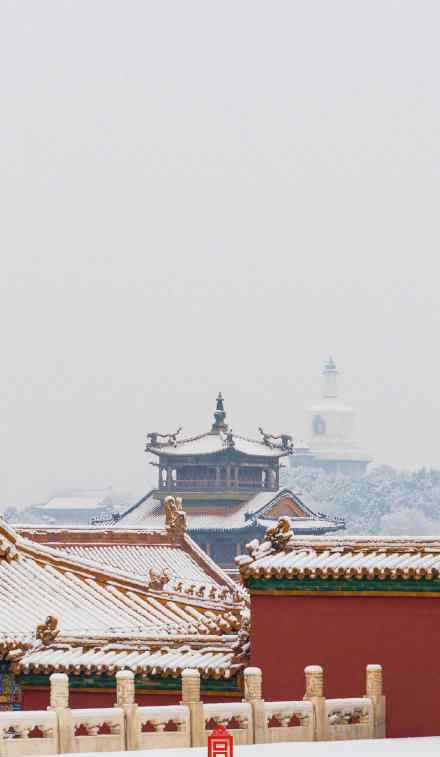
[208,724,233,757]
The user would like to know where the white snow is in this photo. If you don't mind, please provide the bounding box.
[61,736,440,757]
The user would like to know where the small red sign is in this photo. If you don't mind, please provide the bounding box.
[208,724,233,757]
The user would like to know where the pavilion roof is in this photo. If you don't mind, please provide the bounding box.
[145,393,293,459]
[146,431,290,458]
[115,488,345,535]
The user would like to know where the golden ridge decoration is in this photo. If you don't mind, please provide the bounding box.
[265,517,293,552]
[36,616,59,646]
[164,495,186,539]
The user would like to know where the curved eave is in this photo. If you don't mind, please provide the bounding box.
[146,448,288,460]
[187,521,345,535]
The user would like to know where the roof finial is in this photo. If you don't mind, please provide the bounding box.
[211,392,228,433]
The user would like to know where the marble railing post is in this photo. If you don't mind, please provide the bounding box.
[303,665,326,740]
[243,667,264,743]
[115,669,139,750]
[366,664,386,738]
[49,673,73,754]
[181,668,204,747]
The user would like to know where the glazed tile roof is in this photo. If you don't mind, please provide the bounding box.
[55,545,220,585]
[116,488,344,535]
[147,432,289,458]
[16,641,238,678]
[33,490,112,511]
[0,519,247,678]
[17,526,237,590]
[237,535,440,580]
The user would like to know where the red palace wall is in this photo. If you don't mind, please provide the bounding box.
[22,687,240,710]
[250,593,440,739]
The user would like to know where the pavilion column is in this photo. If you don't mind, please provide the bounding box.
[215,466,220,487]
[167,467,173,488]
[226,464,231,488]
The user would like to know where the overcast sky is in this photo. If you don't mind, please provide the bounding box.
[1,0,440,507]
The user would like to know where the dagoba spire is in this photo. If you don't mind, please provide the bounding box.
[211,392,228,433]
[323,356,338,399]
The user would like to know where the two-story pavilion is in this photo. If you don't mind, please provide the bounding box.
[114,395,345,567]
[147,393,290,495]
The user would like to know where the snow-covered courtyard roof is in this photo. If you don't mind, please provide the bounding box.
[237,533,440,581]
[17,525,236,588]
[0,518,248,678]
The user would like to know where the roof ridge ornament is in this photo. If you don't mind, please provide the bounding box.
[148,567,171,591]
[264,517,294,552]
[258,428,294,453]
[36,616,59,646]
[146,428,182,450]
[164,496,187,541]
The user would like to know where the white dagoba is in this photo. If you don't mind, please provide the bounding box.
[307,357,371,476]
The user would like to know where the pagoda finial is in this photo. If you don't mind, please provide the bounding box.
[211,392,228,433]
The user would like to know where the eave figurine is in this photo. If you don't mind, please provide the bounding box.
[208,725,233,757]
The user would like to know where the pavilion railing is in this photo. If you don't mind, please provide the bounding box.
[0,664,385,754]
[159,480,277,491]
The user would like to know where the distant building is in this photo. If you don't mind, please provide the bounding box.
[114,394,345,567]
[30,488,114,524]
[290,358,371,476]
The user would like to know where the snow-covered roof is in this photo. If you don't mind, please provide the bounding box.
[16,640,238,678]
[0,519,247,678]
[17,525,237,590]
[18,524,241,592]
[237,535,440,581]
[33,494,111,511]
[147,432,289,458]
[116,488,344,535]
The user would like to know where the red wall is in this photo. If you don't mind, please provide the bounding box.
[251,593,440,738]
[22,687,240,710]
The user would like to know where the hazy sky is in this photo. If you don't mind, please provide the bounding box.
[1,1,440,507]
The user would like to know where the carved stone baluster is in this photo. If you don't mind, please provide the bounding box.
[181,668,204,747]
[303,665,326,741]
[366,664,385,738]
[49,673,73,754]
[115,669,139,750]
[243,667,265,743]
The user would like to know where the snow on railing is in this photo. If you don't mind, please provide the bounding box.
[326,698,373,741]
[137,705,190,750]
[70,708,125,753]
[0,710,57,757]
[0,663,385,754]
[264,700,314,743]
[203,702,253,746]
